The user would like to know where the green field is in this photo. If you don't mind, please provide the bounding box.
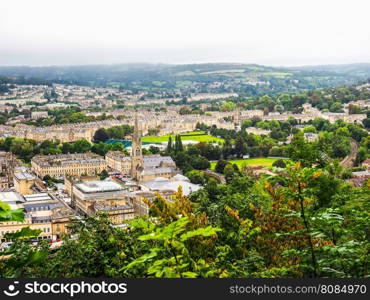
[210,158,278,170]
[200,69,246,75]
[262,71,292,78]
[175,80,193,87]
[175,71,195,76]
[152,81,166,87]
[142,131,224,144]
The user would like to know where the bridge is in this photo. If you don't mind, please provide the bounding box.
[202,169,226,184]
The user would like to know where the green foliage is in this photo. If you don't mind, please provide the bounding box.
[2,168,368,278]
[123,217,221,278]
[105,125,133,139]
[215,159,230,174]
[4,227,42,240]
[220,101,237,112]
[99,169,109,180]
[185,170,206,185]
[272,158,286,168]
[285,133,321,167]
[0,202,24,222]
[93,128,109,142]
[0,201,46,278]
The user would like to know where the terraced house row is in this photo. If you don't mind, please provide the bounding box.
[31,153,107,178]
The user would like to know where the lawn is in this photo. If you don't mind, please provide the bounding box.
[210,158,278,170]
[142,131,224,144]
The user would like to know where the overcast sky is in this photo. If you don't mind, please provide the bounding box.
[1,0,370,66]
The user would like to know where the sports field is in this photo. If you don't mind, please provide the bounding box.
[210,158,278,170]
[141,131,224,144]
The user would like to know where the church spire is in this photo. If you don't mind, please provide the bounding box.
[131,109,143,181]
[132,110,142,155]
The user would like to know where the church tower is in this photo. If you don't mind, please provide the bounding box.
[131,111,144,181]
[234,106,241,129]
[233,106,241,129]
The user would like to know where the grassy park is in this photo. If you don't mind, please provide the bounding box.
[142,131,224,144]
[210,157,278,170]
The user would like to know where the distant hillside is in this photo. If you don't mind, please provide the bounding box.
[0,63,369,96]
[293,63,370,78]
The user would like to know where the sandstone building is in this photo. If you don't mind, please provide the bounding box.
[31,152,107,178]
[0,152,19,190]
[13,172,36,195]
[68,178,135,224]
[0,192,74,242]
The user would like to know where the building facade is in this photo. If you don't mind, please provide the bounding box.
[31,153,107,178]
[69,179,136,224]
[106,151,178,182]
[13,172,36,195]
[0,192,74,242]
[31,111,49,120]
[0,152,19,190]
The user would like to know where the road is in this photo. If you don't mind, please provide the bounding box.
[340,138,359,168]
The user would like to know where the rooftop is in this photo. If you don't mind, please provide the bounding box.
[352,171,370,177]
[0,191,24,204]
[23,202,61,212]
[32,152,105,167]
[14,172,36,181]
[141,167,172,175]
[75,180,125,193]
[106,152,175,168]
[23,193,52,202]
[141,176,201,196]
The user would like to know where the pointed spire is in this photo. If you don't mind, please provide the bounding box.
[134,108,139,138]
[131,106,143,181]
[132,108,141,153]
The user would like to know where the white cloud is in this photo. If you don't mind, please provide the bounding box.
[1,0,370,65]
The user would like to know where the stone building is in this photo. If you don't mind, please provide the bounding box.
[69,179,136,224]
[31,152,107,178]
[106,152,178,182]
[245,127,271,136]
[0,152,19,190]
[31,111,49,120]
[0,192,74,242]
[13,172,36,195]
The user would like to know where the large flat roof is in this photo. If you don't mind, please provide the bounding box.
[14,172,36,181]
[0,191,24,203]
[75,180,125,193]
[141,177,201,196]
[23,193,52,202]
